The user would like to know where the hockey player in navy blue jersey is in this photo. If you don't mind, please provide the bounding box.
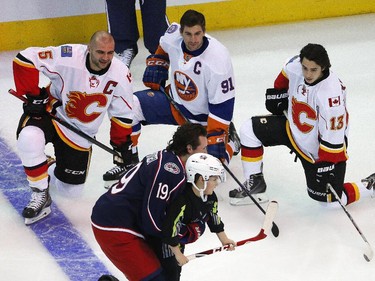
[91,123,208,281]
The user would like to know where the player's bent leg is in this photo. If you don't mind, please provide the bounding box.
[229,118,268,205]
[92,226,165,281]
[17,126,52,224]
[103,89,175,188]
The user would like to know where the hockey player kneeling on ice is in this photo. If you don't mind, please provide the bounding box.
[156,153,235,280]
[102,9,241,188]
[12,30,134,225]
[229,43,375,206]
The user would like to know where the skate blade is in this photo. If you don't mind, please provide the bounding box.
[104,180,118,189]
[229,193,269,206]
[24,206,52,225]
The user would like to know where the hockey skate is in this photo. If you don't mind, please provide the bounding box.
[117,48,137,68]
[103,165,129,189]
[229,173,269,206]
[362,173,375,195]
[229,122,241,156]
[22,187,52,225]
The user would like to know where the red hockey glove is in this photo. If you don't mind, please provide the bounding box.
[179,221,206,244]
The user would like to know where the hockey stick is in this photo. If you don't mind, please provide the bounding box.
[327,183,373,262]
[187,200,278,260]
[8,89,119,157]
[160,86,280,237]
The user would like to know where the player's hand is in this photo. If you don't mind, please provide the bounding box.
[175,252,189,266]
[207,130,227,161]
[315,161,335,187]
[112,140,134,168]
[265,88,288,115]
[179,221,206,244]
[23,87,49,117]
[143,54,169,90]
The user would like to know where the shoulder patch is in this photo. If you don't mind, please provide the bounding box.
[167,24,179,34]
[61,45,72,57]
[164,162,180,174]
[146,152,158,165]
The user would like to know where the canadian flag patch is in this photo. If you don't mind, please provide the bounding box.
[328,96,341,107]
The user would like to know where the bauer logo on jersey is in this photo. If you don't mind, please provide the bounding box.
[164,162,180,175]
[174,71,198,101]
[61,46,73,57]
[328,96,341,107]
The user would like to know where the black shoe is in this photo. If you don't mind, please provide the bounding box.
[103,165,128,189]
[98,275,120,281]
[22,187,52,225]
[362,173,375,190]
[229,173,268,206]
[117,48,137,68]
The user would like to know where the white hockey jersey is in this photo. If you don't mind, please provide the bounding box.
[14,44,133,149]
[159,23,235,133]
[281,55,348,163]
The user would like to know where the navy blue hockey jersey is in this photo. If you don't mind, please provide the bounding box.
[91,149,187,238]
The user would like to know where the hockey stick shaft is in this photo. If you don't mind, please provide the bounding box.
[161,86,279,237]
[187,201,278,260]
[8,89,119,157]
[223,164,279,237]
[327,183,373,262]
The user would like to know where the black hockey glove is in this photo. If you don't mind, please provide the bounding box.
[23,87,49,117]
[315,161,335,188]
[265,88,288,115]
[111,140,138,168]
[143,54,169,90]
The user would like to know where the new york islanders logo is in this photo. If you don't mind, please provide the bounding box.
[65,92,108,123]
[174,71,198,101]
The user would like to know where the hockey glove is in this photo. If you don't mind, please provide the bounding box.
[23,87,49,117]
[143,54,170,90]
[315,161,335,188]
[265,88,289,115]
[111,140,137,168]
[207,130,227,161]
[179,221,206,244]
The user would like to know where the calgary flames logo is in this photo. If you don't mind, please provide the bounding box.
[174,71,198,101]
[291,97,317,133]
[65,91,108,123]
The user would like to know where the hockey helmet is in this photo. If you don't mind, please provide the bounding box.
[186,153,226,184]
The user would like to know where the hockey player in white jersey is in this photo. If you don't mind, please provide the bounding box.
[103,9,240,187]
[230,43,375,206]
[12,31,134,224]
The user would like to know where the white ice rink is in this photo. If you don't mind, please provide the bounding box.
[0,13,375,281]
